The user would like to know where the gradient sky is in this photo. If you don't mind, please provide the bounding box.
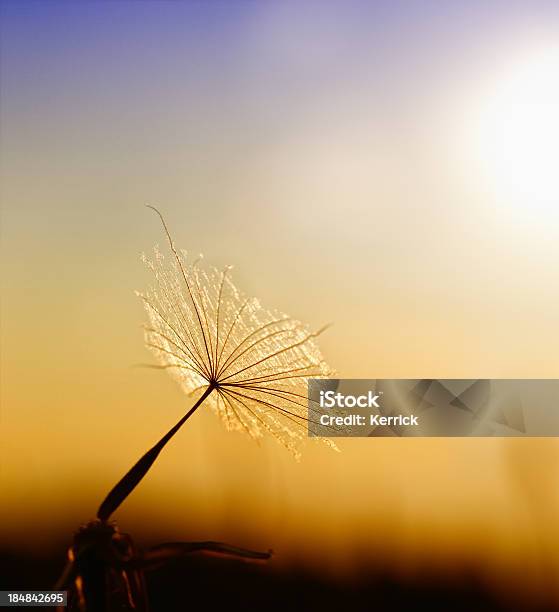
[1,0,558,598]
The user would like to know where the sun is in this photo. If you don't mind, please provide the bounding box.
[473,47,559,219]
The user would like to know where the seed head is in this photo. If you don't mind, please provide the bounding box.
[138,206,334,457]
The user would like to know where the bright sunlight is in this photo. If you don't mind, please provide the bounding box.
[473,47,559,219]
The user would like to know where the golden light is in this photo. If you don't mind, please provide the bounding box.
[473,47,559,220]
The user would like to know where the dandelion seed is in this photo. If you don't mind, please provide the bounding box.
[139,205,332,458]
[96,206,334,522]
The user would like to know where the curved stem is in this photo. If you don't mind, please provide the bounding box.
[97,385,214,521]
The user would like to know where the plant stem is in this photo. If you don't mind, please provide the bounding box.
[97,385,215,521]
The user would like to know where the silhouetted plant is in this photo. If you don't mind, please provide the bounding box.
[98,205,333,520]
[56,206,333,611]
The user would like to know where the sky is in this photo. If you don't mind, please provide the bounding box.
[1,0,558,599]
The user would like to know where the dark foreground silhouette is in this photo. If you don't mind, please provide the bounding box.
[1,545,556,612]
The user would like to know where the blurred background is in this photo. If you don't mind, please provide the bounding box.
[1,1,558,609]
